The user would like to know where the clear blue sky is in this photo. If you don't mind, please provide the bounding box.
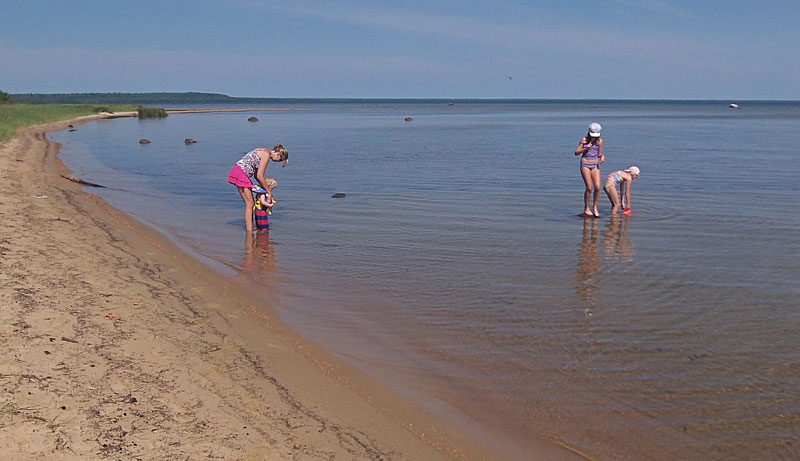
[1,0,797,99]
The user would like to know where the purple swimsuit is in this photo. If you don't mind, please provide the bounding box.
[581,142,600,169]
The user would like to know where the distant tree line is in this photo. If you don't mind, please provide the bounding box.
[9,92,543,105]
[9,92,292,105]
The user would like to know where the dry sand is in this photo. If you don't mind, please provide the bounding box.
[0,115,493,459]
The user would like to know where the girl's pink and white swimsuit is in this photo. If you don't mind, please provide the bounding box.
[605,170,624,188]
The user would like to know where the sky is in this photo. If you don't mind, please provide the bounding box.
[1,0,798,99]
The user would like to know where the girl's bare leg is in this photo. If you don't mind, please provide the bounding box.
[620,181,629,210]
[580,167,594,216]
[237,186,255,232]
[605,186,620,214]
[590,168,602,216]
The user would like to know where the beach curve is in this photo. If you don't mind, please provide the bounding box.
[0,114,500,459]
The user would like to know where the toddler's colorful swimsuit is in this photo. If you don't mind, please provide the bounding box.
[253,198,270,230]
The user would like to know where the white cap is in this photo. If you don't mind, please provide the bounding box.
[626,166,640,176]
[588,122,602,137]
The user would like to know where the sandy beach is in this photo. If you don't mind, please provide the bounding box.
[0,115,505,459]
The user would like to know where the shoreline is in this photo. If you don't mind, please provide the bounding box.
[92,107,299,120]
[0,114,493,459]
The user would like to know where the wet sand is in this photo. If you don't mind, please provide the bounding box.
[0,114,499,459]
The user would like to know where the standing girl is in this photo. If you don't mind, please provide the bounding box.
[604,166,640,215]
[574,122,605,217]
[227,145,288,232]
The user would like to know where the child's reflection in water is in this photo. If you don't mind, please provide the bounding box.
[576,216,599,316]
[576,215,636,317]
[242,231,275,284]
[603,215,634,264]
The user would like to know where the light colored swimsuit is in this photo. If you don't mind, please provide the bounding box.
[605,170,624,189]
[580,142,600,169]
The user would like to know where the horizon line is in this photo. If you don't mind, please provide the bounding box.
[9,92,800,104]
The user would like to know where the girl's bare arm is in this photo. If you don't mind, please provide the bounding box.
[623,179,631,209]
[597,139,604,163]
[254,151,270,190]
[575,137,589,155]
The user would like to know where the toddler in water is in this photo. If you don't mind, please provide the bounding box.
[252,177,277,230]
[604,166,640,215]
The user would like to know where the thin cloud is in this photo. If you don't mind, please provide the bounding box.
[0,42,459,95]
[252,1,725,65]
[605,0,689,17]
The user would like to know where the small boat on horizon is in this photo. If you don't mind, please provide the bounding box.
[729,103,740,109]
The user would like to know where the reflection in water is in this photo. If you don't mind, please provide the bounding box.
[242,230,275,284]
[576,216,599,316]
[602,215,634,264]
[576,216,636,316]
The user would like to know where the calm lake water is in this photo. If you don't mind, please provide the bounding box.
[51,101,800,460]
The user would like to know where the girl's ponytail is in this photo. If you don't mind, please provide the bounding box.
[274,144,289,167]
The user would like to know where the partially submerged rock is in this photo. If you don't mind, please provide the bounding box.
[331,193,346,199]
[248,116,259,122]
[139,138,151,144]
[184,138,197,144]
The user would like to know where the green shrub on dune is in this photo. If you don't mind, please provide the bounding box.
[0,89,169,141]
[0,96,136,142]
[0,90,16,105]
[136,105,168,118]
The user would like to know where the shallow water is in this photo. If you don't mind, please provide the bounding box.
[52,100,800,459]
